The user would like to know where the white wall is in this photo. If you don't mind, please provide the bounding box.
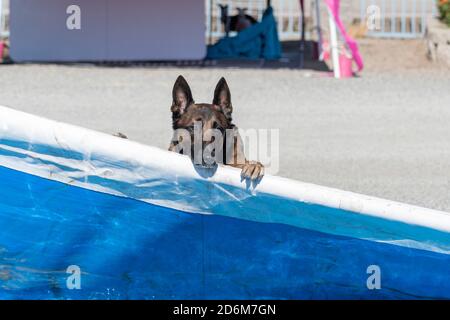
[10,0,206,61]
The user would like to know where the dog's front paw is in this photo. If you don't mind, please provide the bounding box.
[241,161,264,180]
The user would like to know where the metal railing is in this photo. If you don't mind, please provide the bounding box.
[359,0,437,38]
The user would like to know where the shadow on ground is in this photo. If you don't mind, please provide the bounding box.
[92,41,330,72]
[0,40,330,72]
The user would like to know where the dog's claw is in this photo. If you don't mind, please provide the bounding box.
[242,165,252,178]
[241,161,264,181]
[251,167,260,180]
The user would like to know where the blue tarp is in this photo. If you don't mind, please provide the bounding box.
[1,165,450,299]
[207,7,281,60]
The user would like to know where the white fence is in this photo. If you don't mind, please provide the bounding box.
[360,0,438,38]
[0,0,9,38]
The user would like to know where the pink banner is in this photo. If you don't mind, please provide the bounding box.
[0,41,4,62]
[324,0,364,71]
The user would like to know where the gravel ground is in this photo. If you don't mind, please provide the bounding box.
[0,40,449,211]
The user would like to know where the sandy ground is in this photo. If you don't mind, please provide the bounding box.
[0,39,449,211]
[356,38,444,72]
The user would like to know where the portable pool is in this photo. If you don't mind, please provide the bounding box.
[0,105,449,299]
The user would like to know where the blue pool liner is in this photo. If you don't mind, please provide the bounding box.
[0,106,449,299]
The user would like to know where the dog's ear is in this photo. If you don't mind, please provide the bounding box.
[171,75,194,117]
[213,77,233,121]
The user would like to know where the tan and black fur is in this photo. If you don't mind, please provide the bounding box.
[169,75,264,180]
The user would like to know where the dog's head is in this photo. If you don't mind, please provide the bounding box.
[170,75,234,167]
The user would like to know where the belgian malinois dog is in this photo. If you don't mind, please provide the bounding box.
[169,75,264,180]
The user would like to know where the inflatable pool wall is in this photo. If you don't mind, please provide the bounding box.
[0,105,449,299]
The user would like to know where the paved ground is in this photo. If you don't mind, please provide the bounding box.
[0,39,449,211]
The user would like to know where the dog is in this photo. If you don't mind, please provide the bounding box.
[169,75,264,180]
[218,5,257,37]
